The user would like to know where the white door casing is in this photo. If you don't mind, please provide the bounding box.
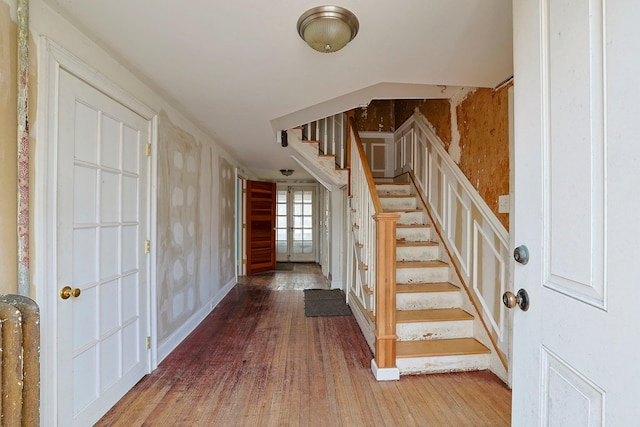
[512,1,640,425]
[36,39,157,427]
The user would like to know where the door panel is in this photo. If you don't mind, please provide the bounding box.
[246,180,276,274]
[512,0,640,424]
[57,69,150,426]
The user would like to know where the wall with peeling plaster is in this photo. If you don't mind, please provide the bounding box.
[395,99,452,150]
[353,100,395,132]
[352,93,511,230]
[456,86,511,230]
[28,0,249,350]
[0,1,18,294]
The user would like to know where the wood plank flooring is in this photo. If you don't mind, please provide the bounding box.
[97,264,511,426]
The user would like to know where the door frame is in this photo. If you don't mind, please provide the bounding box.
[35,38,158,426]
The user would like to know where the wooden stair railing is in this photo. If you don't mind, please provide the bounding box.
[348,117,400,378]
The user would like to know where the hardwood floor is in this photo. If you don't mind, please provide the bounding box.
[97,264,511,426]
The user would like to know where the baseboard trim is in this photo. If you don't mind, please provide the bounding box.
[371,359,400,381]
[157,278,236,362]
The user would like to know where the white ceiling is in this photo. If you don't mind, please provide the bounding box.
[42,0,513,180]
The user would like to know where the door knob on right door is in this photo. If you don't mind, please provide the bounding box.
[502,289,529,311]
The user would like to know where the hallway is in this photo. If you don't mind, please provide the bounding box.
[97,264,511,426]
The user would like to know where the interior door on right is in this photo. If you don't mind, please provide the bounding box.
[512,0,640,425]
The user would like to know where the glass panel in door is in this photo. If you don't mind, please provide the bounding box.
[291,189,314,260]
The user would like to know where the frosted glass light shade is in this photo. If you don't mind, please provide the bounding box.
[297,6,359,53]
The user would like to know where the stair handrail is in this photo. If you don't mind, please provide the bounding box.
[348,116,399,373]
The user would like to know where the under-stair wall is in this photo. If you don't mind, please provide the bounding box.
[394,112,511,379]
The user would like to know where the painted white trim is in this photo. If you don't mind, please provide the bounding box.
[149,114,159,370]
[35,37,158,426]
[371,359,400,381]
[157,277,236,362]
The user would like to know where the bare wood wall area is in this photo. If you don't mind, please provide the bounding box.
[98,264,511,426]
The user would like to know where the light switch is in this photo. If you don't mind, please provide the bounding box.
[498,195,510,213]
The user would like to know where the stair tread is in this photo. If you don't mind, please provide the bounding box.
[396,338,491,358]
[397,260,448,269]
[375,182,410,186]
[396,282,459,293]
[397,308,473,323]
[396,241,438,247]
[379,195,416,199]
[396,224,431,229]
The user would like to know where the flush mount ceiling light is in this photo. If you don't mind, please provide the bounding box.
[297,5,359,53]
[280,169,295,176]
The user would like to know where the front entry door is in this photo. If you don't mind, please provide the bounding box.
[276,187,316,262]
[56,69,150,426]
[512,0,640,424]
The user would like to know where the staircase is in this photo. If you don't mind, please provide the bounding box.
[375,181,491,375]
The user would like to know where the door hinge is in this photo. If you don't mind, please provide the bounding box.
[145,240,151,254]
[242,224,246,229]
[242,259,247,265]
[146,336,151,349]
[145,143,152,157]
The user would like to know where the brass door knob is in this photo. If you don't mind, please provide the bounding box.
[502,289,529,311]
[60,286,81,300]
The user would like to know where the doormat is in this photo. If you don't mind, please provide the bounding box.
[303,289,352,317]
[276,262,295,271]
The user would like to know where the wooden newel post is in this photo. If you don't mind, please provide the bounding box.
[373,212,399,373]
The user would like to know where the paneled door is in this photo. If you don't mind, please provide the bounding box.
[56,69,150,426]
[512,0,640,424]
[276,187,316,262]
[246,180,277,274]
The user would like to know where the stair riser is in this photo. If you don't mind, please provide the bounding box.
[397,267,449,284]
[396,246,439,262]
[397,353,491,375]
[396,211,427,225]
[376,185,411,196]
[396,320,473,341]
[396,228,432,242]
[396,292,462,310]
[380,197,417,210]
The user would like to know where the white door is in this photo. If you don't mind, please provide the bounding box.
[512,0,640,425]
[56,69,151,426]
[276,187,316,262]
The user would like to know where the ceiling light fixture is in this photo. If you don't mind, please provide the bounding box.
[297,5,359,53]
[280,169,295,176]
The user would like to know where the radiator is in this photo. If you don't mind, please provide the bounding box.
[0,295,39,427]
